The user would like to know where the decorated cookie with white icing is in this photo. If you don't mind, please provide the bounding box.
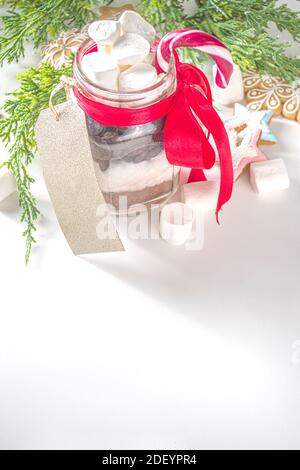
[282,86,300,122]
[226,127,268,181]
[246,76,293,116]
[243,70,263,92]
[224,103,277,145]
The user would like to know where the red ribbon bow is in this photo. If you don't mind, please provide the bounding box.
[73,58,233,220]
[165,60,233,220]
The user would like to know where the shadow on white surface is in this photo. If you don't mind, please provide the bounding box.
[83,171,300,334]
[0,191,19,213]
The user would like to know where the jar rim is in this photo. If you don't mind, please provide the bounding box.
[74,38,176,103]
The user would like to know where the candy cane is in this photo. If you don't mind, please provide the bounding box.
[156,29,233,88]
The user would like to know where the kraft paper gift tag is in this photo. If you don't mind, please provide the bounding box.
[35,100,124,255]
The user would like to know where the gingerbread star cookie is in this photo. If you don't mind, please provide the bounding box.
[208,125,268,182]
[282,86,300,122]
[226,128,268,181]
[224,103,277,145]
[246,76,293,116]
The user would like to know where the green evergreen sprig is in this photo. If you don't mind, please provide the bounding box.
[139,0,187,33]
[1,0,299,77]
[0,63,72,263]
[139,0,300,82]
[0,0,100,64]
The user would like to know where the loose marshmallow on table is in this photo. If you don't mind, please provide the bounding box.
[0,167,17,203]
[250,158,290,194]
[119,10,156,45]
[182,181,219,213]
[111,33,150,66]
[81,50,119,90]
[160,203,194,246]
[88,20,121,47]
[119,63,157,92]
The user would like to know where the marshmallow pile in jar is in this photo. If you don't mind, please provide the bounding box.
[73,11,180,212]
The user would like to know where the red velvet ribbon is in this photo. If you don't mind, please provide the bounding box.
[73,60,233,219]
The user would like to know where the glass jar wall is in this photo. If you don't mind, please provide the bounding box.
[73,38,180,213]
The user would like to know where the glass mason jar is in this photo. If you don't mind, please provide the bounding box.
[73,38,180,214]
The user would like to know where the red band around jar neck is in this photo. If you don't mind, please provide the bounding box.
[72,85,175,126]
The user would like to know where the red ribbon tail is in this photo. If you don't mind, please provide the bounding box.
[188,87,233,220]
[188,169,207,183]
[164,89,216,169]
[163,62,233,221]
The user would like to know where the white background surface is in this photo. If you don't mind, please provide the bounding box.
[1,0,300,451]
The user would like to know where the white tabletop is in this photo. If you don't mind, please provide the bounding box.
[0,115,300,450]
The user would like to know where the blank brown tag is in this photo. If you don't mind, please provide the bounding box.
[35,100,124,255]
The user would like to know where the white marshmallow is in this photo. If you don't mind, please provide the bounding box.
[111,33,150,66]
[250,158,290,194]
[0,167,17,202]
[119,11,156,45]
[183,181,219,213]
[160,203,194,246]
[119,63,157,92]
[88,20,121,47]
[81,51,119,90]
